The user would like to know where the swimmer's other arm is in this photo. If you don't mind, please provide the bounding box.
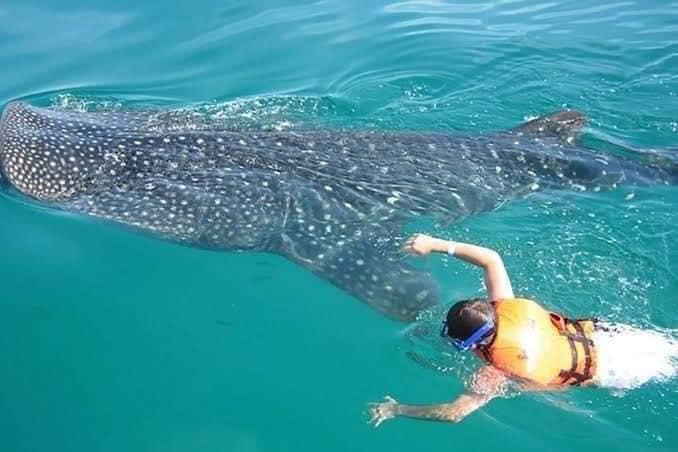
[369,366,507,426]
[403,234,514,300]
[369,393,491,425]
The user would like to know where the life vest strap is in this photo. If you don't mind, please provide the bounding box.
[573,322,594,383]
[557,318,595,386]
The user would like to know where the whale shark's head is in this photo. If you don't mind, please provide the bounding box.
[0,103,12,189]
[0,102,107,202]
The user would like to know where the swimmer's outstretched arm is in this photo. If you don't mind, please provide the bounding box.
[369,366,507,426]
[404,234,514,300]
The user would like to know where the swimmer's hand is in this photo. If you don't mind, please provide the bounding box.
[403,233,514,301]
[368,368,505,426]
[368,396,399,427]
[403,233,444,256]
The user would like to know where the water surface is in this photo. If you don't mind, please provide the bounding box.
[0,0,676,451]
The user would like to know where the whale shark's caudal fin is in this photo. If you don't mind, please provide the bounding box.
[516,111,678,185]
[513,110,587,142]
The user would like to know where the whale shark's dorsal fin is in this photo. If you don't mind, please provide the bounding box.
[514,110,587,142]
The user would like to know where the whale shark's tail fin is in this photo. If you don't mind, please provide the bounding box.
[513,110,587,143]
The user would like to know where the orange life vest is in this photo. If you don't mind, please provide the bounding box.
[478,298,597,386]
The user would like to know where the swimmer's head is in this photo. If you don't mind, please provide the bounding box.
[441,298,496,350]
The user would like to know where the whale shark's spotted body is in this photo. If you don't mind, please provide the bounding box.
[0,102,674,320]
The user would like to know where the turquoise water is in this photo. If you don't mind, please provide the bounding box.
[1,0,677,451]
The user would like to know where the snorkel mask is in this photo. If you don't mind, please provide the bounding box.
[440,318,495,351]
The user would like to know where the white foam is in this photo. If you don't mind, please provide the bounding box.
[593,323,678,389]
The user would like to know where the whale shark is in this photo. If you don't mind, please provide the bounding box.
[0,101,675,320]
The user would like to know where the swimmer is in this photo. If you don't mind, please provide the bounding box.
[368,233,677,426]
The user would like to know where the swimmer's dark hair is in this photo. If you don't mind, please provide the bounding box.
[445,298,495,340]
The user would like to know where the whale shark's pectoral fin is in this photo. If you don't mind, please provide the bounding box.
[514,110,587,142]
[271,220,439,321]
